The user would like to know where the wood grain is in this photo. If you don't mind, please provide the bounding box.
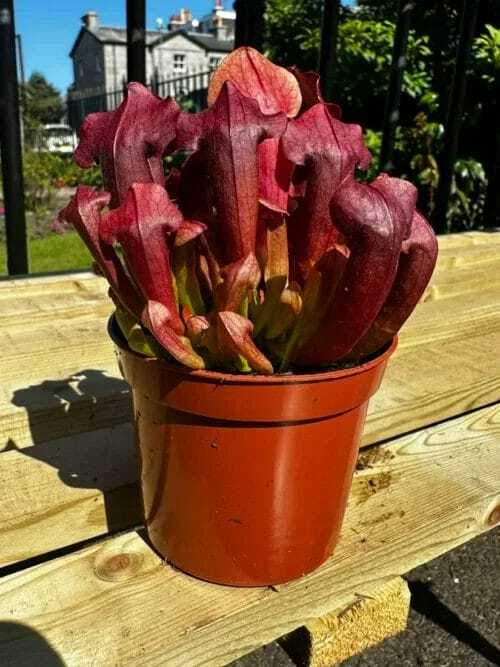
[0,425,139,567]
[0,233,499,570]
[3,281,500,451]
[0,402,498,666]
[281,578,410,666]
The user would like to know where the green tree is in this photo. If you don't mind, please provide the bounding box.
[22,72,64,128]
[265,0,323,71]
[266,3,433,129]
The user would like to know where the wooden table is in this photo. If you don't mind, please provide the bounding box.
[0,232,499,666]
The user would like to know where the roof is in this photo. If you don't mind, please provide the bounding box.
[149,30,233,52]
[70,25,232,58]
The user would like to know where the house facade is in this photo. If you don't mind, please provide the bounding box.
[68,2,234,123]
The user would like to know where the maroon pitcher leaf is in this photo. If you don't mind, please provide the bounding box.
[59,186,144,318]
[143,301,205,369]
[258,138,295,215]
[177,82,287,263]
[288,66,341,118]
[293,174,414,366]
[216,252,261,313]
[74,83,180,207]
[101,183,184,334]
[282,103,371,281]
[351,210,438,358]
[216,311,274,375]
[208,47,302,117]
[176,151,215,224]
[207,49,300,222]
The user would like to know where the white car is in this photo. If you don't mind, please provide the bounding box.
[36,124,78,154]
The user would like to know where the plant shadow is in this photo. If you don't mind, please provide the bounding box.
[0,621,65,667]
[6,369,142,538]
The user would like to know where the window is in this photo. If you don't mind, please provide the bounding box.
[173,53,186,73]
[209,56,222,69]
[95,55,101,73]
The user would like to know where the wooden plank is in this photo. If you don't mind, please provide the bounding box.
[433,244,500,271]
[0,237,498,433]
[0,271,99,291]
[281,578,410,666]
[364,327,500,444]
[3,287,500,451]
[423,263,500,301]
[0,402,498,666]
[0,293,111,330]
[436,231,500,250]
[0,425,140,567]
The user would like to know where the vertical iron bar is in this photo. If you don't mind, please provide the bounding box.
[247,0,265,51]
[318,0,340,103]
[234,0,265,50]
[126,0,146,84]
[434,0,480,233]
[380,1,414,172]
[0,0,28,275]
[16,33,26,148]
[15,33,25,85]
[233,0,248,48]
[483,95,500,228]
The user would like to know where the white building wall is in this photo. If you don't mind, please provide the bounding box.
[151,35,206,82]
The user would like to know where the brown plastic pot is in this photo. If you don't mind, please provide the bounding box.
[109,317,397,586]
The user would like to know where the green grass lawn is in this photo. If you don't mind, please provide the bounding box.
[0,233,92,275]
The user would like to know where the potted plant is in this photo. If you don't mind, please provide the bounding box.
[60,48,438,586]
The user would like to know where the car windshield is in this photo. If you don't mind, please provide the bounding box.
[45,128,72,138]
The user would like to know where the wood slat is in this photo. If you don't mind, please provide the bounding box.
[0,425,139,567]
[3,286,500,451]
[435,231,500,249]
[1,233,499,568]
[0,403,498,666]
[0,271,102,292]
[281,577,411,666]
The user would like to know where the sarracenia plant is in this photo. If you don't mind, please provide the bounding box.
[60,47,438,374]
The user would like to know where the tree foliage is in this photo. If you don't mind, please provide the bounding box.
[265,0,323,71]
[22,72,64,128]
[265,0,498,229]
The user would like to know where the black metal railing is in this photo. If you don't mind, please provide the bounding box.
[1,0,499,275]
[67,69,215,131]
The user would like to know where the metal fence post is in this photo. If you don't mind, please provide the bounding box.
[127,0,146,85]
[380,1,414,173]
[234,0,248,48]
[318,0,341,103]
[483,96,500,228]
[234,0,266,50]
[0,0,29,275]
[434,0,480,233]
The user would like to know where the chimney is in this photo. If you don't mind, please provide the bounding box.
[82,11,99,31]
[215,0,223,8]
[212,15,227,41]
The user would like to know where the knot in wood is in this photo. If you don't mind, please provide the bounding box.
[94,551,144,582]
[486,504,500,528]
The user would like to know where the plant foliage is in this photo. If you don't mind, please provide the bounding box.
[60,48,438,374]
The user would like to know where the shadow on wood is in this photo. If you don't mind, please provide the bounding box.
[7,370,141,541]
[0,622,65,667]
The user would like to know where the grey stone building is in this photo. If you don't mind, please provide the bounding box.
[68,2,235,121]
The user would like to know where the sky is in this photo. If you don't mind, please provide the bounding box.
[14,1,217,94]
